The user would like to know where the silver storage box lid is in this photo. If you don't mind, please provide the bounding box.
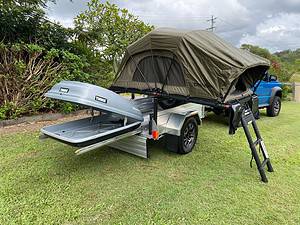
[45,81,143,121]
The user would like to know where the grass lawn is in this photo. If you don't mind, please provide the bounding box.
[290,73,300,82]
[1,102,300,224]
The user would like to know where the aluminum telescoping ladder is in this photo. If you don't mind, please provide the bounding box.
[241,106,274,183]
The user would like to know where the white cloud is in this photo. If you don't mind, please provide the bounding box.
[46,0,87,27]
[46,0,300,51]
[48,15,74,28]
[239,13,300,52]
[117,0,250,31]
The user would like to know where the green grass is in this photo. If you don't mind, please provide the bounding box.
[290,73,300,82]
[1,102,300,224]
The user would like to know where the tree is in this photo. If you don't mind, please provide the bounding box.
[241,44,272,60]
[0,42,89,119]
[274,49,300,77]
[0,0,55,8]
[73,0,153,86]
[240,44,294,81]
[0,0,153,119]
[0,0,72,50]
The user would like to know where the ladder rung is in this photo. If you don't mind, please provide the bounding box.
[253,139,261,146]
[241,105,274,182]
[242,114,255,124]
[261,158,269,169]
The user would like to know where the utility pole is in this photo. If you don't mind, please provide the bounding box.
[206,15,217,32]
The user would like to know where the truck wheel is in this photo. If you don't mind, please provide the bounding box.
[178,117,198,154]
[267,96,281,117]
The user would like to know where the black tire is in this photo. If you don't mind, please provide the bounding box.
[267,96,281,117]
[178,117,198,154]
[158,98,184,109]
[254,109,260,120]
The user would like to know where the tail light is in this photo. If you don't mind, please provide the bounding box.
[152,130,159,140]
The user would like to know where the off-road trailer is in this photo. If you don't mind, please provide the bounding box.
[41,81,205,159]
[41,80,273,182]
[41,28,274,182]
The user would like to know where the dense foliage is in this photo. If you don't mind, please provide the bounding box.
[241,44,300,82]
[274,49,300,80]
[0,0,72,50]
[0,0,152,120]
[0,43,90,120]
[73,1,153,86]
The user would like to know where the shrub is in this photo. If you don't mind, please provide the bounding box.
[0,42,90,120]
[282,84,293,100]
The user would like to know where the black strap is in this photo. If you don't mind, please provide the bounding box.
[250,154,254,168]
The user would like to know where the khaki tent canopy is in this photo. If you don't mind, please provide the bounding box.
[111,28,270,102]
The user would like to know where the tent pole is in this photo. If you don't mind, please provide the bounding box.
[150,48,157,89]
[161,55,175,92]
[129,55,152,90]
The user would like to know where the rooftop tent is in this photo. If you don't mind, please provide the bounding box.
[111,28,270,102]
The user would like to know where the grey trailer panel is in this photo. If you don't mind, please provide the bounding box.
[108,134,148,158]
[157,103,204,136]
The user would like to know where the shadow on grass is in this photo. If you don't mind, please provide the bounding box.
[204,112,228,127]
[204,109,270,127]
[45,137,175,177]
[46,110,274,176]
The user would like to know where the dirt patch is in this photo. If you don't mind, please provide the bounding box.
[0,113,89,135]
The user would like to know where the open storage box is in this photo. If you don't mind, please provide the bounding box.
[41,81,143,147]
[41,113,141,147]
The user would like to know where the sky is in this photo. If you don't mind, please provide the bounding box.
[46,0,300,52]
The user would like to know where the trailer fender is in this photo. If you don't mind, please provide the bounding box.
[163,111,201,136]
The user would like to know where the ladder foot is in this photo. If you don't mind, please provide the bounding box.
[259,169,268,183]
[267,161,274,172]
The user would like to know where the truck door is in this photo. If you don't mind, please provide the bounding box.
[255,74,278,107]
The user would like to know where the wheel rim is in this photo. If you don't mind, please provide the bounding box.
[273,100,280,115]
[183,122,196,150]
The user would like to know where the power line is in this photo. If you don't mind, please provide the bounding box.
[206,15,217,32]
[218,17,235,27]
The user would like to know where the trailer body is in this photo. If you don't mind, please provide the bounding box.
[41,81,205,157]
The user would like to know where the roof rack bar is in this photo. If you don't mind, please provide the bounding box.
[109,86,222,108]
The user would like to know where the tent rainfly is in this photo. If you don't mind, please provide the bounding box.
[111,28,270,103]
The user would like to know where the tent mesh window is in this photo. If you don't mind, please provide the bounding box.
[132,55,185,87]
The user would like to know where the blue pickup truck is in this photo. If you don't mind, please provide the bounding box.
[253,73,282,117]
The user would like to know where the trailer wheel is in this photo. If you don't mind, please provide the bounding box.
[178,117,198,154]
